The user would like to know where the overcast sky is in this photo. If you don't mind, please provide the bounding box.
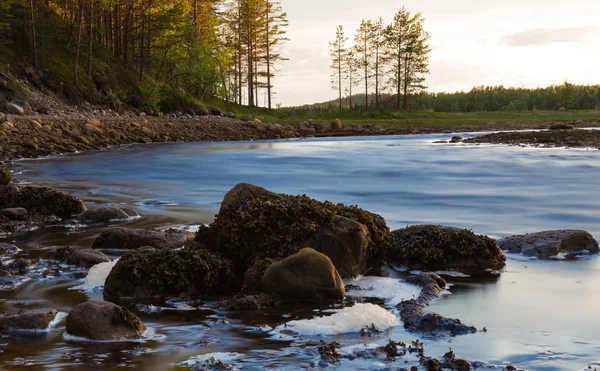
[271,0,600,107]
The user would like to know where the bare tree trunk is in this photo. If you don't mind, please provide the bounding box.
[30,0,39,70]
[265,1,272,109]
[74,0,86,87]
[338,45,342,112]
[87,0,94,77]
[364,36,368,111]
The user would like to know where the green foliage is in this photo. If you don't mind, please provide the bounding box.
[559,81,576,110]
[0,167,12,186]
[507,101,516,112]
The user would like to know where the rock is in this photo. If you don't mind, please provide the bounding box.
[498,230,599,259]
[0,186,86,220]
[11,99,33,115]
[298,122,316,137]
[331,118,343,130]
[268,123,283,135]
[195,183,393,279]
[5,103,24,116]
[574,119,586,125]
[120,208,140,218]
[549,123,574,130]
[45,247,111,268]
[262,248,344,302]
[450,136,463,143]
[559,107,566,111]
[29,120,42,129]
[87,118,101,127]
[92,227,193,251]
[434,140,448,144]
[241,258,276,294]
[65,301,145,341]
[0,167,12,186]
[210,108,223,116]
[103,247,235,301]
[0,308,58,332]
[392,225,506,275]
[0,207,28,219]
[77,207,131,223]
[313,123,325,132]
[227,112,236,119]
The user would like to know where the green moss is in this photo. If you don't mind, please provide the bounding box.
[241,258,276,294]
[198,189,394,276]
[104,247,236,301]
[393,225,505,271]
[0,167,12,186]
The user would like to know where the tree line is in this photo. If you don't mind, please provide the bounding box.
[329,7,431,112]
[0,0,288,111]
[295,82,600,113]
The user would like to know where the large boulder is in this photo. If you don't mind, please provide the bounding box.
[262,248,344,302]
[92,227,193,251]
[77,207,132,223]
[392,225,506,274]
[498,230,599,259]
[0,308,58,332]
[103,247,235,301]
[0,167,12,186]
[45,247,111,268]
[65,301,145,341]
[196,183,393,279]
[0,186,86,220]
[11,99,33,115]
[331,118,343,130]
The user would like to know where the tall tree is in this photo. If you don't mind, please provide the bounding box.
[369,17,384,109]
[401,13,430,110]
[344,47,359,110]
[329,25,346,112]
[263,0,288,109]
[384,8,410,110]
[355,19,372,111]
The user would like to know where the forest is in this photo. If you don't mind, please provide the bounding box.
[0,0,288,112]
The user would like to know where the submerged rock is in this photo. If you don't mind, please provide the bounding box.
[92,227,193,251]
[262,248,345,302]
[0,186,86,220]
[77,207,133,223]
[392,225,506,275]
[399,272,476,337]
[103,247,235,302]
[0,308,58,332]
[196,183,393,279]
[0,207,28,219]
[498,230,599,259]
[65,301,145,341]
[45,247,111,268]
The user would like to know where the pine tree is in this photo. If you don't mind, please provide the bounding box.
[329,25,347,112]
[355,19,372,111]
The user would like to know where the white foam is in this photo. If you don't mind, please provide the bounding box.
[178,352,243,367]
[71,259,119,292]
[272,303,399,337]
[435,270,472,278]
[345,276,421,305]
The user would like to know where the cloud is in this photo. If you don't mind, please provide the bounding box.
[500,26,600,47]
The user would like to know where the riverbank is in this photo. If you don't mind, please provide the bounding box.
[464,127,600,149]
[3,109,600,161]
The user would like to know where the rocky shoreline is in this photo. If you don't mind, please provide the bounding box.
[2,103,600,161]
[464,127,600,149]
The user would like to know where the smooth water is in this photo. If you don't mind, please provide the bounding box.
[3,133,600,370]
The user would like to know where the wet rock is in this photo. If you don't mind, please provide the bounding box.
[262,248,345,302]
[392,225,506,275]
[103,247,235,301]
[268,123,283,135]
[298,122,316,137]
[433,140,448,144]
[549,123,574,130]
[450,136,463,143]
[196,183,393,279]
[77,207,131,223]
[399,272,476,336]
[0,243,20,254]
[0,186,86,220]
[498,230,599,259]
[65,301,145,341]
[0,167,12,186]
[241,258,276,294]
[92,227,193,251]
[221,293,279,311]
[45,247,111,268]
[331,118,343,130]
[0,207,27,219]
[120,208,140,218]
[0,308,58,332]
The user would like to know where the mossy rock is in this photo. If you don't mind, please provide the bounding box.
[392,225,506,274]
[0,167,12,186]
[241,258,276,295]
[196,183,393,279]
[103,247,236,302]
[0,186,86,220]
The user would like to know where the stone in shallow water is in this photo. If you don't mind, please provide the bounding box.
[77,207,131,223]
[65,301,145,341]
[498,230,599,259]
[0,308,58,332]
[0,207,28,219]
[45,247,111,268]
[92,227,193,251]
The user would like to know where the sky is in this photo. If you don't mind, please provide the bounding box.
[271,0,600,107]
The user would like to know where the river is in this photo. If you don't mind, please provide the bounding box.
[2,132,600,370]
